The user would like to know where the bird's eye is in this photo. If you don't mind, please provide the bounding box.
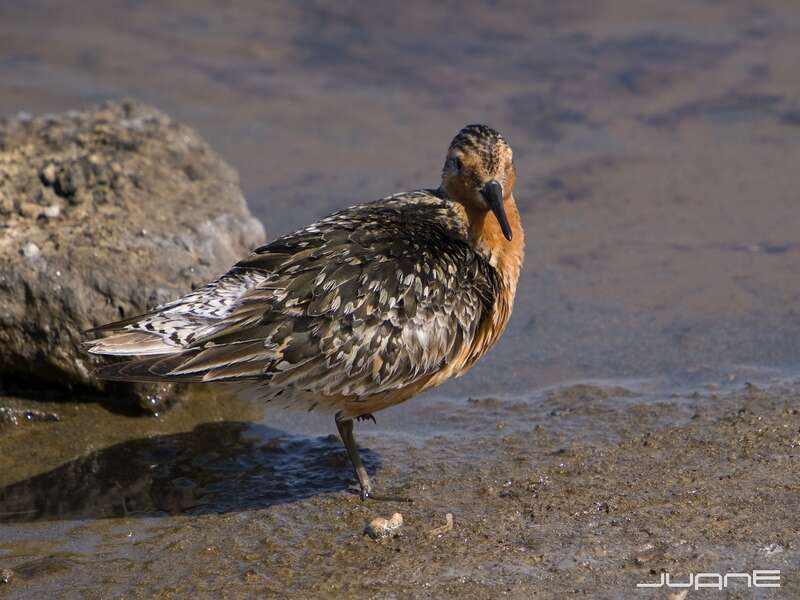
[449,156,463,171]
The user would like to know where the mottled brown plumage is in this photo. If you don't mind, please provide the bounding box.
[87,124,524,500]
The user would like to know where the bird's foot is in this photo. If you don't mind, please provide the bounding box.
[364,491,414,503]
[354,483,413,503]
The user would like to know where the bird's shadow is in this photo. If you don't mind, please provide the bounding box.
[0,422,379,523]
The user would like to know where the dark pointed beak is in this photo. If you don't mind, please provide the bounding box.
[480,179,512,241]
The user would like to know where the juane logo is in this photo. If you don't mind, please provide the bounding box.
[636,570,780,590]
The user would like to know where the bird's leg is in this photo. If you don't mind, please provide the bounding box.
[335,413,373,500]
[334,412,412,503]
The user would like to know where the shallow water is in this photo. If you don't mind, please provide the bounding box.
[2,0,799,394]
[1,1,800,597]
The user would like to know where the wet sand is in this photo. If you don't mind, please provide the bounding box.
[2,382,799,598]
[2,0,800,598]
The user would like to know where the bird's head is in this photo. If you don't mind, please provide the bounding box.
[440,124,516,241]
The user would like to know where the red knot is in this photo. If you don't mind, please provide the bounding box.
[87,124,525,501]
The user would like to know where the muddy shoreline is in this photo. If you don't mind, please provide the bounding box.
[1,380,798,598]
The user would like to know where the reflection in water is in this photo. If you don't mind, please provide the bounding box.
[0,422,377,522]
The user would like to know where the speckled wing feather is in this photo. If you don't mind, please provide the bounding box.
[90,191,502,408]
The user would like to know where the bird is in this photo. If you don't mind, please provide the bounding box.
[86,124,524,501]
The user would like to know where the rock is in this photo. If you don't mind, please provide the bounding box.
[0,568,13,584]
[427,512,454,537]
[42,204,60,219]
[40,163,57,185]
[365,512,403,540]
[20,242,40,259]
[760,542,784,556]
[0,101,266,412]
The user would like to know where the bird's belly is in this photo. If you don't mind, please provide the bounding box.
[338,374,436,418]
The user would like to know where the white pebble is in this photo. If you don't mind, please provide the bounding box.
[42,204,60,219]
[365,512,403,540]
[21,242,40,259]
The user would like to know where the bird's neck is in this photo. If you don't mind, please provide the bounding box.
[461,195,525,288]
[449,195,525,377]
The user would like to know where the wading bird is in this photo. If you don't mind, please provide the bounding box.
[87,124,524,501]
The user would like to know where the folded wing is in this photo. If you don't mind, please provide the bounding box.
[87,194,500,405]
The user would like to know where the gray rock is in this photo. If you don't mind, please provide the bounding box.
[0,101,266,412]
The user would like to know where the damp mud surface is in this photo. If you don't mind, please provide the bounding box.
[2,1,800,598]
[2,382,799,598]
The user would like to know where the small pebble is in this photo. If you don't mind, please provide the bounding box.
[365,512,403,540]
[0,568,13,584]
[760,542,784,556]
[427,513,454,537]
[42,204,60,219]
[40,163,57,185]
[21,242,40,259]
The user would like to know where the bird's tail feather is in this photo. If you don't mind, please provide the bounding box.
[95,353,204,383]
[84,311,158,335]
[94,351,269,384]
[85,331,180,356]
